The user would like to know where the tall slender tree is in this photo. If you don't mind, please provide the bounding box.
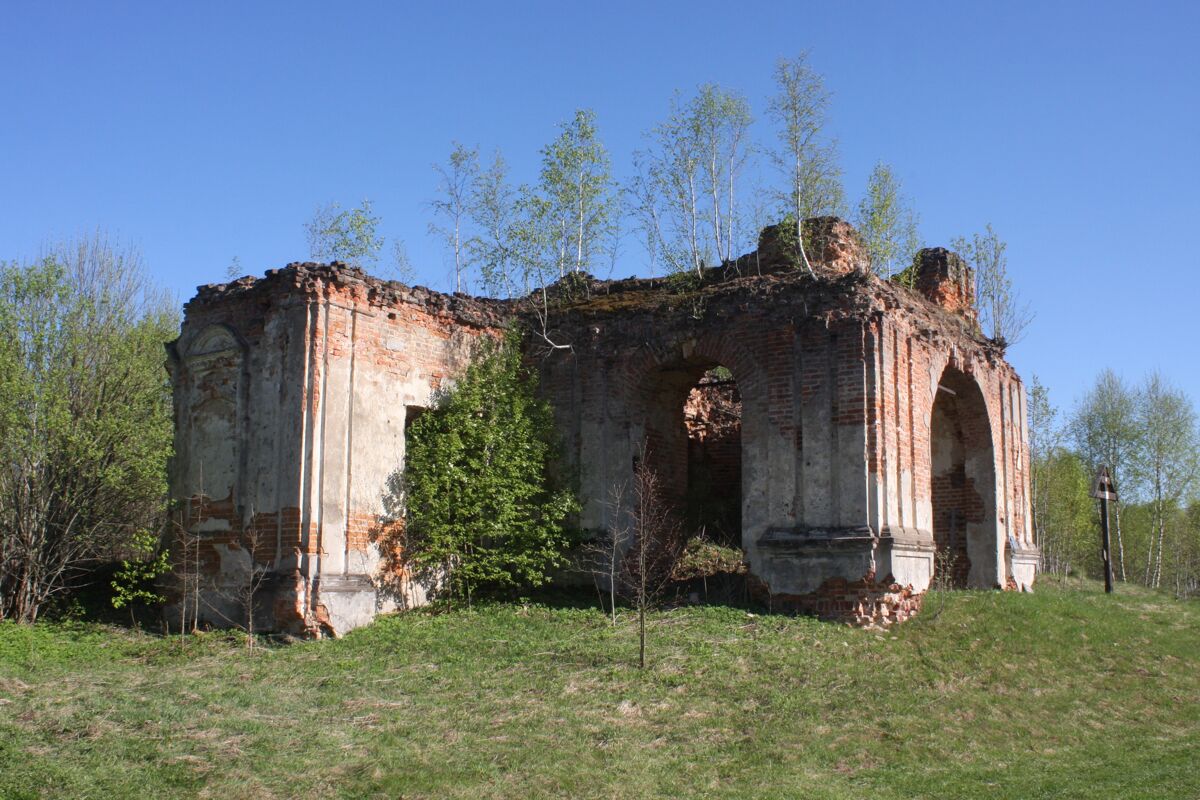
[1134,372,1199,588]
[1070,369,1141,581]
[767,53,845,272]
[952,224,1032,344]
[631,86,755,277]
[855,161,921,278]
[430,142,480,293]
[535,109,618,279]
[694,85,753,264]
[468,150,520,298]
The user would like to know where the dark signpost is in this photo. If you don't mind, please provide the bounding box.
[1091,466,1118,594]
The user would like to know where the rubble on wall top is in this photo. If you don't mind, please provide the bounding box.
[188,260,515,328]
[184,217,995,347]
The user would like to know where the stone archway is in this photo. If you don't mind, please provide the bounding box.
[630,333,769,543]
[929,366,998,588]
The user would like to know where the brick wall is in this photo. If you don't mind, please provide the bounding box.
[170,217,1037,633]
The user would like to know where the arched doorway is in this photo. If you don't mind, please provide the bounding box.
[639,359,746,596]
[929,367,998,589]
[684,367,742,548]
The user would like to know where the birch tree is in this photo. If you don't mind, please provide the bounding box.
[767,53,846,273]
[1134,373,1199,588]
[630,86,754,277]
[1070,369,1141,581]
[855,162,921,278]
[534,109,618,280]
[951,225,1033,344]
[430,142,479,293]
[305,199,385,267]
[693,85,753,264]
[468,150,520,298]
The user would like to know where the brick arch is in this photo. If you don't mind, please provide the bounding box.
[618,329,769,553]
[185,322,246,359]
[928,363,999,588]
[617,329,767,400]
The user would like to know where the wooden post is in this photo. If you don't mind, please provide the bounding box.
[1098,493,1114,594]
[1091,466,1118,595]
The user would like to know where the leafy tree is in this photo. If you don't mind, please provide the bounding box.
[1134,372,1199,588]
[546,109,618,277]
[951,224,1032,344]
[1036,449,1100,577]
[511,109,618,289]
[630,85,752,277]
[111,529,171,623]
[693,85,753,264]
[430,142,480,292]
[401,331,579,602]
[767,53,846,272]
[305,199,384,267]
[1027,375,1061,556]
[1069,369,1141,580]
[468,150,521,297]
[0,234,177,622]
[855,162,921,278]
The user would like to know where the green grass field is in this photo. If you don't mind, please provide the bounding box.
[0,577,1196,799]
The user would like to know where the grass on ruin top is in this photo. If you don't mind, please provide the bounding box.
[0,577,1196,799]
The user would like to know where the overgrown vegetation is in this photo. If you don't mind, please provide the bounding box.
[0,235,177,623]
[1031,372,1200,597]
[397,331,579,603]
[0,578,1195,799]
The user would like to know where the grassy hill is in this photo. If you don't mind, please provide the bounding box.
[0,577,1196,799]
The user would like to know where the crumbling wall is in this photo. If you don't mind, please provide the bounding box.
[534,222,1036,625]
[167,264,508,635]
[169,217,1037,634]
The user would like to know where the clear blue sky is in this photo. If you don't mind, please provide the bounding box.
[3,1,1197,414]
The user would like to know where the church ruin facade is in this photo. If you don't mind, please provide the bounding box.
[166,218,1038,636]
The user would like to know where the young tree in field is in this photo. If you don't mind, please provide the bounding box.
[0,234,177,623]
[305,199,385,267]
[401,331,579,604]
[1070,369,1141,580]
[767,53,846,273]
[1134,373,1199,588]
[855,162,921,278]
[429,142,479,293]
[951,225,1032,344]
[627,458,683,669]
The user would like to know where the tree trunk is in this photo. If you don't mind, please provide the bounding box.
[638,601,646,670]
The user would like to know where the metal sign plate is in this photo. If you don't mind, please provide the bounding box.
[1091,466,1118,501]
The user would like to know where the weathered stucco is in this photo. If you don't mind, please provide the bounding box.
[167,217,1037,635]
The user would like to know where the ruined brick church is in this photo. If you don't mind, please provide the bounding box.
[167,218,1038,636]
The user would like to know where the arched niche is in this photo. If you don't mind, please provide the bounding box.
[182,324,245,502]
[929,366,998,588]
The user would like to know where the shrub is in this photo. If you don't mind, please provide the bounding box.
[402,330,578,602]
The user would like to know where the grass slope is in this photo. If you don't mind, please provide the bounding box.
[0,578,1196,799]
